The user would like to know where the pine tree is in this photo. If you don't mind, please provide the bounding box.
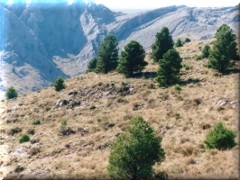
[208,24,238,72]
[87,57,97,72]
[52,77,65,91]
[117,41,147,77]
[175,39,183,47]
[184,38,191,43]
[202,44,210,58]
[157,48,182,87]
[151,27,174,63]
[108,116,165,180]
[5,86,18,99]
[96,34,118,73]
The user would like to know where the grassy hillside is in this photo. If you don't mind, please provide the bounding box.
[0,40,239,179]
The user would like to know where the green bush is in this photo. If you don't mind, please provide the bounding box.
[174,84,182,94]
[184,38,191,43]
[61,119,68,127]
[175,39,183,47]
[19,134,30,143]
[204,122,236,150]
[202,45,210,58]
[5,86,18,99]
[52,77,66,91]
[108,116,165,179]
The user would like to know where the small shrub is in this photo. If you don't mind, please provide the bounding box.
[32,119,41,125]
[52,77,66,91]
[196,55,203,60]
[184,38,191,43]
[29,147,40,156]
[19,134,30,143]
[14,165,24,173]
[204,122,236,150]
[61,119,68,127]
[174,84,182,94]
[5,86,18,99]
[60,127,76,136]
[27,129,35,135]
[8,127,22,135]
[175,39,183,47]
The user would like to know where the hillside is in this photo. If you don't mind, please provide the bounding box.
[0,2,239,98]
[0,40,239,179]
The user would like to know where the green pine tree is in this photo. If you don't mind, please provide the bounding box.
[87,57,97,72]
[151,27,174,63]
[96,34,118,73]
[157,48,182,87]
[108,116,165,180]
[117,41,147,77]
[5,86,18,99]
[175,39,183,47]
[52,77,66,91]
[208,24,238,72]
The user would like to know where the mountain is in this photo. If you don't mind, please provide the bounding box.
[0,2,239,98]
[0,40,238,179]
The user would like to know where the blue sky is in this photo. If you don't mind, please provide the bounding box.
[5,0,240,10]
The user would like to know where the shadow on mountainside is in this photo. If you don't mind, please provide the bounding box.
[132,72,158,79]
[179,78,201,86]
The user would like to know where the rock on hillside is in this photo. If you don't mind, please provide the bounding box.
[0,2,239,98]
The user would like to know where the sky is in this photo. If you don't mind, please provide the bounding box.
[5,0,240,10]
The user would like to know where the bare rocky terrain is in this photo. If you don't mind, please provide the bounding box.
[0,2,239,98]
[0,40,239,179]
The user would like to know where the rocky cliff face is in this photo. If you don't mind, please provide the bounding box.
[0,2,239,98]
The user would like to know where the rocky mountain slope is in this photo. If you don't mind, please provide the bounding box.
[0,2,239,98]
[0,40,238,179]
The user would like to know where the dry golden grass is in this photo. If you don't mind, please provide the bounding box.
[0,40,239,179]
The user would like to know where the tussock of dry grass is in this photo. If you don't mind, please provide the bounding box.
[0,40,238,179]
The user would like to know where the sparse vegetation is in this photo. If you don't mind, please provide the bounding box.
[108,116,165,179]
[117,40,147,77]
[19,134,30,143]
[0,38,238,178]
[157,48,182,87]
[52,77,66,91]
[5,86,18,99]
[205,122,236,150]
[208,24,238,72]
[151,27,174,63]
[96,34,119,73]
